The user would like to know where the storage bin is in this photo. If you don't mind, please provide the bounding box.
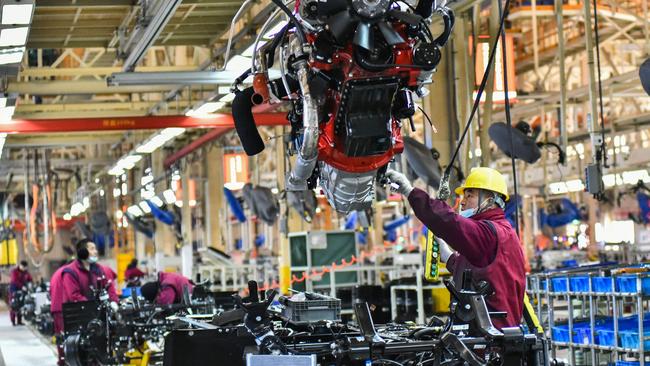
[592,277,613,293]
[279,295,341,324]
[552,325,570,342]
[572,326,593,344]
[569,276,590,292]
[121,287,141,298]
[540,280,548,291]
[616,361,640,366]
[596,329,616,347]
[551,277,568,292]
[615,275,650,294]
[619,329,650,350]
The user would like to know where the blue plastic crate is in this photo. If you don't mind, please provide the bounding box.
[551,277,568,292]
[121,286,141,298]
[616,362,640,366]
[540,280,548,291]
[619,329,650,349]
[593,277,613,293]
[570,276,590,292]
[573,326,593,344]
[561,259,578,268]
[615,275,650,294]
[596,329,617,346]
[552,325,570,342]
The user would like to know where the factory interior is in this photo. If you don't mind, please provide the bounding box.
[0,0,649,365]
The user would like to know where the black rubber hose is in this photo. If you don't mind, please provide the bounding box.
[433,9,454,47]
[232,77,300,156]
[270,0,307,45]
[265,23,292,69]
[232,87,265,156]
[414,0,435,19]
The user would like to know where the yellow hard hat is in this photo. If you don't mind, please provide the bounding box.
[454,167,509,201]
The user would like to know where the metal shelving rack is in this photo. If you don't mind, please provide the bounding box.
[528,271,650,366]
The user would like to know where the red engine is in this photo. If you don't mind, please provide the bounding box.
[231,0,454,212]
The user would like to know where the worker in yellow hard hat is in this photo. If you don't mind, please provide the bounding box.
[385,167,526,329]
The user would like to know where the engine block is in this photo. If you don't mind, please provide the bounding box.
[319,162,377,214]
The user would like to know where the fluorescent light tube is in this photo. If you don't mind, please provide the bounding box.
[0,46,23,64]
[2,4,34,25]
[0,27,28,47]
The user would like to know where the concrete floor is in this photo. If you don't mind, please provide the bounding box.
[0,302,57,366]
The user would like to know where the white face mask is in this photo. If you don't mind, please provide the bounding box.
[459,208,475,218]
[88,256,98,264]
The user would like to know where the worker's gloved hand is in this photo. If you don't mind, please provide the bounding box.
[438,238,454,263]
[110,301,119,312]
[385,170,414,197]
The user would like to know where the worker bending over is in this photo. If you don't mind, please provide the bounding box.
[386,167,526,329]
[141,272,193,305]
[124,258,146,287]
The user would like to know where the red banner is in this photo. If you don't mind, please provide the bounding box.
[1,113,287,133]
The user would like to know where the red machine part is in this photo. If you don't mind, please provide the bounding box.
[308,26,422,173]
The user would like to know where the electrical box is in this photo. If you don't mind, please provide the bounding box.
[289,230,358,292]
[585,164,603,195]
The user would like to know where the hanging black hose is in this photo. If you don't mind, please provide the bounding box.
[496,0,519,237]
[269,0,307,46]
[592,0,608,168]
[439,0,513,197]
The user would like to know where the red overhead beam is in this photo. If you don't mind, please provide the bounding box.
[2,113,287,133]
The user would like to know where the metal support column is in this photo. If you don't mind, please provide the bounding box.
[583,0,600,140]
[181,166,193,280]
[642,0,650,55]
[531,0,541,78]
[152,149,175,270]
[555,0,569,163]
[205,146,225,251]
[479,0,501,166]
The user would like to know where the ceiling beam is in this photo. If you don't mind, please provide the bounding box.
[17,101,193,113]
[5,133,125,147]
[8,80,191,95]
[27,37,213,48]
[0,113,287,133]
[20,65,199,78]
[30,16,233,29]
[36,0,134,7]
[0,159,113,169]
[492,70,640,120]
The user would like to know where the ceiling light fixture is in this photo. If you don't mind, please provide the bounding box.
[0,26,27,46]
[0,46,23,65]
[1,1,34,25]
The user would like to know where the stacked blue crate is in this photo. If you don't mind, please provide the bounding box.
[615,361,640,366]
[551,277,568,292]
[569,276,590,292]
[552,324,570,343]
[615,275,650,294]
[592,277,613,293]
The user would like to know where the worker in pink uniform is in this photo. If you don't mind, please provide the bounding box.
[124,258,146,287]
[141,272,193,305]
[9,260,33,326]
[50,261,72,366]
[61,238,119,305]
[386,168,526,329]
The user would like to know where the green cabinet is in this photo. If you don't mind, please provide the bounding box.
[289,230,358,292]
